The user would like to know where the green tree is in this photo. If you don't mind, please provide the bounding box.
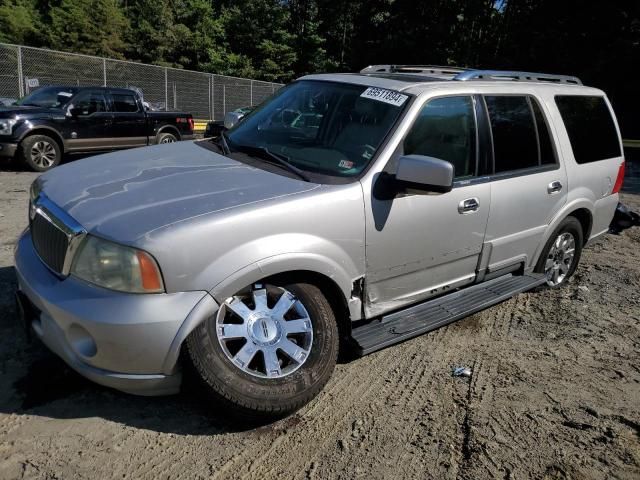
[48,0,130,58]
[212,0,297,82]
[0,0,44,45]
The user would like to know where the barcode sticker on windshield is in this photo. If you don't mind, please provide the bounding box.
[360,87,408,106]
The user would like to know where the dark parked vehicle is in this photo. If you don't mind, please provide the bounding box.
[204,106,253,137]
[0,86,194,171]
[0,97,17,107]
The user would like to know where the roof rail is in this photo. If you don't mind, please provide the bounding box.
[454,70,582,85]
[360,64,467,76]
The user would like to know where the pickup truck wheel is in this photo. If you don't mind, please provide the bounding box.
[186,282,339,420]
[158,132,178,144]
[535,216,583,287]
[21,135,61,172]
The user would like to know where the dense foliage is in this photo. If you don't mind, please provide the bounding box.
[0,0,638,135]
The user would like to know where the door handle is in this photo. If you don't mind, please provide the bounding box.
[547,181,563,194]
[458,197,480,214]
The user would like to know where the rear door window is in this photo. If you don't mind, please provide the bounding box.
[555,95,621,164]
[112,93,139,113]
[530,99,557,166]
[484,96,539,173]
[404,96,477,179]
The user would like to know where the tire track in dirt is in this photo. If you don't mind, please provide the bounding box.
[239,347,427,479]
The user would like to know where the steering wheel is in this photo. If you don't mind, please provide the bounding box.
[278,108,302,128]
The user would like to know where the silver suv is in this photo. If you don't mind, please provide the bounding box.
[14,66,626,419]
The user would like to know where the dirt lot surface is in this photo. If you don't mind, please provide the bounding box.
[0,167,639,480]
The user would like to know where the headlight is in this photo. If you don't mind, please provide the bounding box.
[30,179,42,201]
[29,179,42,220]
[0,118,17,135]
[71,236,165,293]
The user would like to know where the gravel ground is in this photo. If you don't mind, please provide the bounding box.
[0,166,639,480]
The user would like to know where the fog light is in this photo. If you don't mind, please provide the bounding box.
[67,324,97,358]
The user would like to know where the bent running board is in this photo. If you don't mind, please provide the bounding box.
[352,273,546,355]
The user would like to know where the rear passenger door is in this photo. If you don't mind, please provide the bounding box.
[107,91,148,147]
[480,95,568,273]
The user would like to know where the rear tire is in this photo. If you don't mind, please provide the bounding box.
[157,132,178,144]
[20,134,61,172]
[185,282,339,421]
[535,216,583,287]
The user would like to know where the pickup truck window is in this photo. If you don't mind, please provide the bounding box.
[555,95,621,164]
[17,86,76,108]
[404,96,477,179]
[70,91,107,115]
[226,80,407,178]
[112,93,139,113]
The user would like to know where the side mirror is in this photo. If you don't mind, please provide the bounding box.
[224,111,246,129]
[395,155,453,194]
[68,107,83,117]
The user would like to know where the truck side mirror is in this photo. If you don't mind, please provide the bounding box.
[395,155,454,194]
[224,111,246,129]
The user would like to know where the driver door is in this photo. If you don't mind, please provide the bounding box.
[363,95,491,316]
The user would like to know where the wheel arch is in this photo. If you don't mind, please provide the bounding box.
[162,266,356,375]
[262,270,353,339]
[530,200,594,269]
[156,125,181,142]
[568,208,593,244]
[19,127,65,154]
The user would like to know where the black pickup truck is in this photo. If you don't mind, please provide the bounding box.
[0,86,194,171]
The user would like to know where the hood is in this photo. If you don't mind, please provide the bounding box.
[39,141,319,244]
[0,106,61,118]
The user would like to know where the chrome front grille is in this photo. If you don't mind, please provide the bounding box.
[30,195,86,276]
[31,212,69,273]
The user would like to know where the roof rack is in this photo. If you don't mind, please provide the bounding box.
[360,64,467,76]
[359,65,583,85]
[453,70,582,85]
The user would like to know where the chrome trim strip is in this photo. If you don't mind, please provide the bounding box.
[32,193,87,276]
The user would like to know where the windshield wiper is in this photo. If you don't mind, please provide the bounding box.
[217,131,231,155]
[232,143,310,182]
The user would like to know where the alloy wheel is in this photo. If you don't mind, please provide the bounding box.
[544,232,576,286]
[216,285,313,378]
[30,141,56,168]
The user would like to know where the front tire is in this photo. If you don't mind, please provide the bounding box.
[535,216,583,287]
[186,282,339,420]
[20,134,61,172]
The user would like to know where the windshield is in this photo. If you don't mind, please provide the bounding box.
[226,80,409,178]
[17,87,77,108]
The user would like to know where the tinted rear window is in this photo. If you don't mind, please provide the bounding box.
[555,95,621,164]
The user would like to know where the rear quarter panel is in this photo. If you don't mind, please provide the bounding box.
[531,88,623,264]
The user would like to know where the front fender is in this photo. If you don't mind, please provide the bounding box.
[16,121,65,148]
[210,251,357,303]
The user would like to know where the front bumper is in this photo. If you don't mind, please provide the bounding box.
[14,230,219,396]
[0,142,18,158]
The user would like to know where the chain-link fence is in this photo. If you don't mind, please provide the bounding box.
[0,43,282,120]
